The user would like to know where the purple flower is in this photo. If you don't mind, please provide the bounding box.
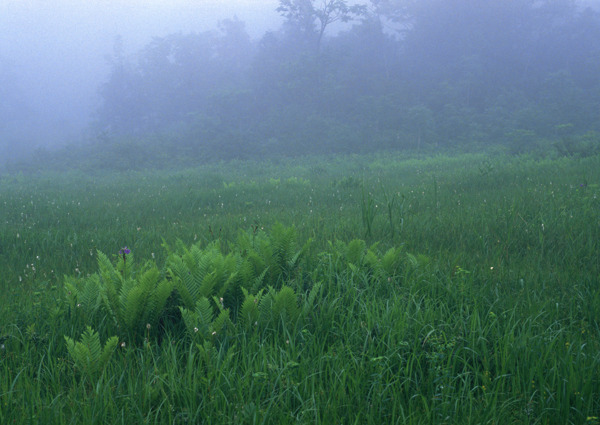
[119,247,131,255]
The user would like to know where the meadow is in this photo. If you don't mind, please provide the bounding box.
[0,151,599,424]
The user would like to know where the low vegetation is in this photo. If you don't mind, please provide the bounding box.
[0,151,599,424]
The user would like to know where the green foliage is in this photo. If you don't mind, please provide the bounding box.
[64,251,174,339]
[166,242,240,310]
[64,275,102,324]
[360,185,377,238]
[258,285,301,330]
[345,239,366,265]
[320,238,422,286]
[181,284,310,339]
[267,223,308,284]
[5,0,600,174]
[380,182,400,241]
[179,297,232,342]
[110,264,173,336]
[64,326,118,382]
[238,287,264,332]
[1,153,599,424]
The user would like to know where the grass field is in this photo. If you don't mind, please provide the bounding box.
[0,151,599,424]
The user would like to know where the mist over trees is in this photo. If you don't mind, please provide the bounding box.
[0,58,33,161]
[11,0,600,170]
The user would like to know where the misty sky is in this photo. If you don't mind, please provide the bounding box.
[0,0,281,149]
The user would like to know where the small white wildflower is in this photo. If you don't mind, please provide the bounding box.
[194,327,199,333]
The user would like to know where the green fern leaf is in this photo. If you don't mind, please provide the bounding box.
[99,336,119,372]
[238,289,263,330]
[210,309,231,336]
[273,285,300,324]
[180,297,214,339]
[302,281,322,316]
[381,247,402,276]
[346,239,366,265]
[65,326,117,382]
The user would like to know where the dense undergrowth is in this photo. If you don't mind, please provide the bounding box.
[0,151,599,424]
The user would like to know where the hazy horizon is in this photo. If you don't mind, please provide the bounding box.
[0,0,281,158]
[1,0,599,166]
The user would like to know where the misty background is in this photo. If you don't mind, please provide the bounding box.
[1,0,599,171]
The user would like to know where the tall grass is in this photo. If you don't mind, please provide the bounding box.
[0,151,599,424]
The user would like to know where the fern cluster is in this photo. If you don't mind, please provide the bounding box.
[179,297,232,341]
[166,241,241,310]
[63,225,416,349]
[235,222,312,289]
[180,282,322,342]
[317,239,430,287]
[65,251,173,340]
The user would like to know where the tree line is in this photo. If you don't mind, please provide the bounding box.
[95,0,600,162]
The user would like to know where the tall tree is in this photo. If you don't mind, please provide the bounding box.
[277,0,366,50]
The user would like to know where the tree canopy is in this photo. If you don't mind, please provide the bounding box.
[94,0,600,163]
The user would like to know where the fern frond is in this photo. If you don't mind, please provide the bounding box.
[258,289,275,326]
[406,253,418,268]
[195,297,215,332]
[198,271,218,299]
[97,250,121,323]
[149,278,174,325]
[78,275,102,313]
[238,289,263,330]
[381,247,402,276]
[64,326,117,382]
[64,276,80,309]
[346,239,366,265]
[302,281,323,316]
[99,336,119,370]
[119,280,145,330]
[363,249,380,273]
[210,309,232,336]
[268,223,298,282]
[166,256,194,308]
[180,297,214,339]
[97,250,121,288]
[258,286,300,330]
[250,267,269,294]
[273,286,300,324]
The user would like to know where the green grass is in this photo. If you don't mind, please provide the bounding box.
[0,150,599,424]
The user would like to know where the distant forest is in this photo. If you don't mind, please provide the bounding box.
[25,0,600,170]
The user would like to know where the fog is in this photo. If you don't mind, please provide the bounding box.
[1,0,599,170]
[0,0,280,160]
